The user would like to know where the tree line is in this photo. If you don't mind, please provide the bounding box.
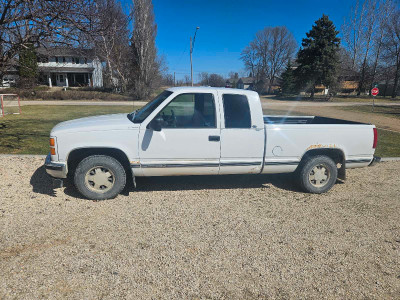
[241,0,400,98]
[0,0,163,99]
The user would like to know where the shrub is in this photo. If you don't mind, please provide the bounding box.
[3,88,132,101]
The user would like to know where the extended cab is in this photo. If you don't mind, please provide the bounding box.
[45,87,378,200]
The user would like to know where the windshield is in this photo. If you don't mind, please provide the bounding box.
[128,90,173,123]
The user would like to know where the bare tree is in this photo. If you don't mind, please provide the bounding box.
[368,0,392,93]
[265,27,297,93]
[342,0,366,71]
[130,0,161,99]
[342,0,395,95]
[240,44,258,79]
[240,26,296,93]
[92,0,131,92]
[208,74,225,87]
[0,0,101,79]
[382,2,400,98]
[184,74,190,86]
[161,73,174,86]
[198,72,209,85]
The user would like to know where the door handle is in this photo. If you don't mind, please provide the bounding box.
[252,125,263,131]
[208,135,220,142]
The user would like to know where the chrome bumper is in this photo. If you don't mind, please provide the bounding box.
[44,154,67,178]
[368,156,381,167]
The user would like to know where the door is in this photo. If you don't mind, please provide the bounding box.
[56,74,66,86]
[138,92,221,176]
[219,93,264,174]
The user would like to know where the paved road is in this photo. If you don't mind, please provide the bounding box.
[20,99,400,107]
[20,100,148,106]
[261,99,400,108]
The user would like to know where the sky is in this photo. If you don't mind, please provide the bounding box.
[121,0,355,81]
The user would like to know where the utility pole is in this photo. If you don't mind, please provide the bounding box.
[190,27,200,86]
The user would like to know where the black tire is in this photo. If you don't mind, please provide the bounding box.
[297,155,337,194]
[74,155,126,200]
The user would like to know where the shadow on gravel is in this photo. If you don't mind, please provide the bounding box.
[30,166,82,199]
[30,165,302,200]
[30,166,57,197]
[134,173,301,193]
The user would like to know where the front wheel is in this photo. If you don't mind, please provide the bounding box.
[74,155,126,200]
[297,155,338,194]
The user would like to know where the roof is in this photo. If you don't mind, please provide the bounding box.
[36,47,95,57]
[238,77,255,84]
[166,86,258,96]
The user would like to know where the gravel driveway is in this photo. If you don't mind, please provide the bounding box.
[1,156,399,299]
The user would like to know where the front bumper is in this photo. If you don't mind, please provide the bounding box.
[44,154,67,178]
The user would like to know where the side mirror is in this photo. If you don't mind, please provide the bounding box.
[147,116,162,132]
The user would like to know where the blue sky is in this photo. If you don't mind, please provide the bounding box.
[122,0,354,81]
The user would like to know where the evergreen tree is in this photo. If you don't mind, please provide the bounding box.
[281,60,295,95]
[19,43,38,87]
[294,15,340,98]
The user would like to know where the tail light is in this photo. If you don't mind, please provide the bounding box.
[373,128,378,149]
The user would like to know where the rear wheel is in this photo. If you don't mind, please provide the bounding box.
[297,155,337,194]
[74,155,126,200]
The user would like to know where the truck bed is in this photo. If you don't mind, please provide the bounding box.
[263,115,366,125]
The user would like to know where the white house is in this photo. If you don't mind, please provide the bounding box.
[36,48,103,88]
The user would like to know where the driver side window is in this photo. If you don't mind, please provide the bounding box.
[157,93,216,128]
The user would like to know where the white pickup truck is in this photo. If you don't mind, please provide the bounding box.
[45,87,378,200]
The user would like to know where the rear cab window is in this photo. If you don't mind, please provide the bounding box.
[222,94,251,128]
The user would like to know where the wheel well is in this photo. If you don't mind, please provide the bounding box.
[300,148,346,180]
[67,148,132,178]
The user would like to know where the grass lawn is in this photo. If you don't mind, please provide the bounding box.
[375,129,400,157]
[0,105,137,154]
[339,104,400,120]
[1,105,399,157]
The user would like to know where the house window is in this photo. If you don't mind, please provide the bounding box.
[55,57,59,63]
[84,58,87,64]
[62,57,66,63]
[38,56,49,63]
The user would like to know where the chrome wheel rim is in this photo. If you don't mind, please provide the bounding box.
[308,164,330,188]
[85,166,115,193]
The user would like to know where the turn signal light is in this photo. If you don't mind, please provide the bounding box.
[50,138,55,147]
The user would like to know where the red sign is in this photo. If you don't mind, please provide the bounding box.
[371,87,379,96]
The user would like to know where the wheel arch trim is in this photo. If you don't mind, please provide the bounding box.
[66,147,135,182]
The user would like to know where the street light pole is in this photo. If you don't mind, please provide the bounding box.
[190,27,199,87]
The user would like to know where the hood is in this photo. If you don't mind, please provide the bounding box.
[51,113,138,135]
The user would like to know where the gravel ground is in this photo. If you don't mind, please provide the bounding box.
[0,156,400,299]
